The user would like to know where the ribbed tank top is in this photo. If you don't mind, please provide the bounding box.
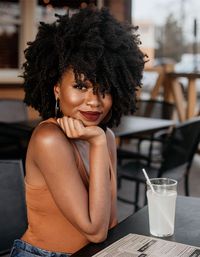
[22,138,116,254]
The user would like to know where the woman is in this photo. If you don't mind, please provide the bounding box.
[10,7,145,257]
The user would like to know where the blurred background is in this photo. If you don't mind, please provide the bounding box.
[0,0,199,119]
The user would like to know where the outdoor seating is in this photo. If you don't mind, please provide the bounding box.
[117,116,200,212]
[134,99,175,162]
[117,99,175,166]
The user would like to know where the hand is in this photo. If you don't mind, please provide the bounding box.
[57,117,106,145]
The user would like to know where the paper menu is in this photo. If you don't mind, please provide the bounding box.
[92,234,200,257]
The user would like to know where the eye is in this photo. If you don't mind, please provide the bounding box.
[73,82,88,91]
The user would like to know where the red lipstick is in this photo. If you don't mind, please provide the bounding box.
[80,111,101,122]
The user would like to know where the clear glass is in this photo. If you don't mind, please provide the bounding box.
[146,178,177,237]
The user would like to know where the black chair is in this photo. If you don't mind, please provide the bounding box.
[0,159,27,256]
[118,99,175,165]
[135,99,175,161]
[117,116,200,212]
[0,99,29,163]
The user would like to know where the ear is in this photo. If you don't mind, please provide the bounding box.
[54,84,60,99]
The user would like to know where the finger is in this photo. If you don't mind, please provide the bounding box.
[56,118,60,126]
[74,119,85,136]
[62,116,74,137]
[67,117,77,137]
[59,118,66,134]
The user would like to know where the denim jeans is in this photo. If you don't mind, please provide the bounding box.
[10,240,71,257]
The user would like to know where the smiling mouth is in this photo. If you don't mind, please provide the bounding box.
[79,111,102,122]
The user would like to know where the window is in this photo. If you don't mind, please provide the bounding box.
[0,1,20,68]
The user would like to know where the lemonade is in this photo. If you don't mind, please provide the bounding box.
[147,188,177,237]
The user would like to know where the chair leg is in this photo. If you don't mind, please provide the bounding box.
[134,182,140,212]
[185,174,190,196]
[147,136,154,166]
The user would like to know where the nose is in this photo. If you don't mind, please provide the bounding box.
[86,90,101,107]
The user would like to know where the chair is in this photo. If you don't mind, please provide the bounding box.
[135,99,175,161]
[117,116,200,212]
[0,99,29,163]
[118,99,175,165]
[0,159,27,256]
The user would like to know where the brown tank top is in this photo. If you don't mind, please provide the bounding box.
[22,136,117,254]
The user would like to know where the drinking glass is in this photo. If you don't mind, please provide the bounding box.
[147,178,177,237]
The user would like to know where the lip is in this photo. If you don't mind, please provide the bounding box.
[79,111,102,122]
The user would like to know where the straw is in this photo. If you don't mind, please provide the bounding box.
[142,168,155,193]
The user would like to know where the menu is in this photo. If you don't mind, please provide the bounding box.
[92,234,200,257]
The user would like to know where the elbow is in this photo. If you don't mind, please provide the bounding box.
[85,228,108,243]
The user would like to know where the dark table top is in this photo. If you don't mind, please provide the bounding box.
[71,196,200,256]
[112,116,175,138]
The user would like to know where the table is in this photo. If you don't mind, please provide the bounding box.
[112,116,175,138]
[71,196,200,256]
[166,72,200,121]
[148,68,200,122]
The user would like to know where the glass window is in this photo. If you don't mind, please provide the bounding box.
[0,0,20,68]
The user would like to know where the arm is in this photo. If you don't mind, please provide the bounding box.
[106,128,118,228]
[29,118,112,243]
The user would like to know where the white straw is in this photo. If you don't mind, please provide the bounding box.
[142,168,155,193]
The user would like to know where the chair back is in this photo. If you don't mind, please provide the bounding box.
[0,99,28,123]
[0,159,27,255]
[135,99,174,120]
[159,117,200,175]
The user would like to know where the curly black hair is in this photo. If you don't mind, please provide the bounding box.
[23,7,145,128]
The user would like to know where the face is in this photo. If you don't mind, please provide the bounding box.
[54,69,112,126]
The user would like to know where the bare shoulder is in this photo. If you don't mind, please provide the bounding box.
[28,118,74,165]
[26,118,76,184]
[31,118,69,148]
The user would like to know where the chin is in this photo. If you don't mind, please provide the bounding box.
[82,121,100,127]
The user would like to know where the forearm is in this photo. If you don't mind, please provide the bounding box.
[87,139,111,239]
